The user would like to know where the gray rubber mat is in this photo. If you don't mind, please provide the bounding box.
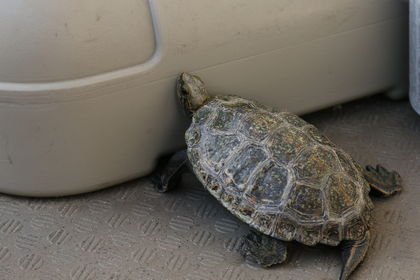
[0,95,419,280]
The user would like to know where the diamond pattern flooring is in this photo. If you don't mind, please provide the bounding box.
[0,94,419,280]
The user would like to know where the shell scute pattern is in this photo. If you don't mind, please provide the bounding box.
[251,212,277,234]
[253,101,288,115]
[361,205,373,229]
[210,109,238,131]
[186,95,372,246]
[221,144,268,192]
[298,224,322,246]
[281,112,308,128]
[304,125,338,148]
[286,183,325,221]
[193,106,213,124]
[344,215,365,240]
[188,148,200,167]
[220,191,241,212]
[186,128,201,147]
[239,112,284,142]
[207,180,223,197]
[243,161,289,207]
[236,202,256,224]
[203,133,241,173]
[322,221,342,246]
[218,95,258,110]
[292,146,341,186]
[324,174,358,219]
[272,214,298,241]
[268,127,313,165]
[335,151,359,179]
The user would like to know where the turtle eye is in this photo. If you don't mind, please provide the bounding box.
[180,86,189,97]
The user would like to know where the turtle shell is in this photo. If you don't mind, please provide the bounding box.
[186,95,373,246]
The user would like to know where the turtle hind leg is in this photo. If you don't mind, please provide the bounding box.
[151,149,191,193]
[363,164,403,196]
[240,231,287,267]
[340,231,370,280]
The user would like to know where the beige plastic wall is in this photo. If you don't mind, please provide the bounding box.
[0,0,408,196]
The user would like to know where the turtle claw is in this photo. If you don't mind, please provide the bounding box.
[240,231,287,267]
[364,164,402,196]
[240,231,261,258]
[366,164,392,177]
[151,149,190,193]
[377,165,390,177]
[151,172,167,193]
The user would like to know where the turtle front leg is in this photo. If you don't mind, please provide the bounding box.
[363,164,403,196]
[151,149,192,193]
[240,231,287,267]
[340,231,370,280]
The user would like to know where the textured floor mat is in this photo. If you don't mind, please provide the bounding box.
[0,95,419,280]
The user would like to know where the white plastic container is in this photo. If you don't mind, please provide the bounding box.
[0,0,408,196]
[410,0,420,114]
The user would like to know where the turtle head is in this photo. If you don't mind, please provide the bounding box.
[176,72,212,119]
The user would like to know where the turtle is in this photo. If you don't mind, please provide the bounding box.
[152,72,403,280]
